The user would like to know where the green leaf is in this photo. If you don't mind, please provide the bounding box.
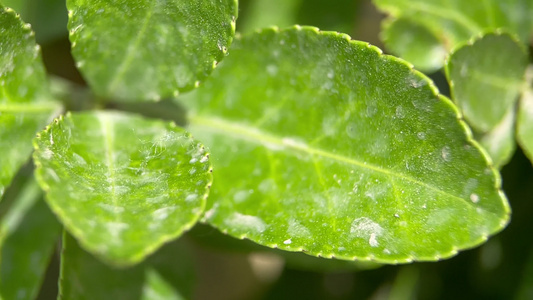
[33,111,212,266]
[179,27,509,263]
[67,0,238,102]
[0,6,62,198]
[239,0,300,34]
[446,33,527,132]
[60,232,193,300]
[517,68,533,165]
[381,17,446,72]
[373,0,533,70]
[2,0,68,44]
[0,177,61,300]
[477,107,516,169]
[445,33,527,167]
[239,0,358,35]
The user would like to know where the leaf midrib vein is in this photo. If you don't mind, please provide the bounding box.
[98,114,120,221]
[189,114,467,203]
[107,2,156,94]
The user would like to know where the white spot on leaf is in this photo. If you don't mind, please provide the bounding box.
[225,213,266,233]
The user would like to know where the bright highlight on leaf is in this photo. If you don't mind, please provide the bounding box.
[33,111,212,266]
[67,0,238,102]
[446,33,528,168]
[180,27,510,263]
[0,6,61,198]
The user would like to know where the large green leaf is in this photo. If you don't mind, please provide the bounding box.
[179,27,509,263]
[374,0,533,71]
[33,111,212,266]
[517,67,533,165]
[59,232,193,300]
[67,0,238,102]
[445,33,527,167]
[0,6,61,198]
[0,177,61,300]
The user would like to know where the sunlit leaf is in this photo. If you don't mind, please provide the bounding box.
[59,233,193,299]
[33,111,212,266]
[0,177,61,300]
[179,27,509,263]
[0,6,61,199]
[67,0,238,102]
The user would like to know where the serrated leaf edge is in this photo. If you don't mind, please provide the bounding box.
[32,111,213,267]
[202,25,510,264]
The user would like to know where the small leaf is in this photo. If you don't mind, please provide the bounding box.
[239,0,358,35]
[67,0,238,102]
[374,0,533,70]
[33,111,212,266]
[517,67,533,165]
[2,0,68,44]
[381,17,446,72]
[179,27,509,263]
[0,6,61,198]
[0,177,61,300]
[60,233,194,300]
[478,107,516,169]
[446,33,527,132]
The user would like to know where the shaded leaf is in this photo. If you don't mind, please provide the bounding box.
[381,17,445,72]
[445,33,527,167]
[517,67,533,165]
[446,33,527,132]
[33,111,212,266]
[0,177,61,300]
[239,0,358,35]
[59,233,193,300]
[374,0,533,70]
[2,0,68,44]
[179,27,509,263]
[0,6,61,198]
[67,0,238,101]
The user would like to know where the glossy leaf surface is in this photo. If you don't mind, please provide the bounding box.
[33,111,212,266]
[0,6,61,198]
[0,178,61,300]
[180,27,509,263]
[374,0,533,71]
[60,233,193,300]
[67,0,238,101]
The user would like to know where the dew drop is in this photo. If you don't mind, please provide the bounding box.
[283,239,292,245]
[470,193,480,203]
[417,132,426,140]
[441,146,451,162]
[395,106,405,119]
